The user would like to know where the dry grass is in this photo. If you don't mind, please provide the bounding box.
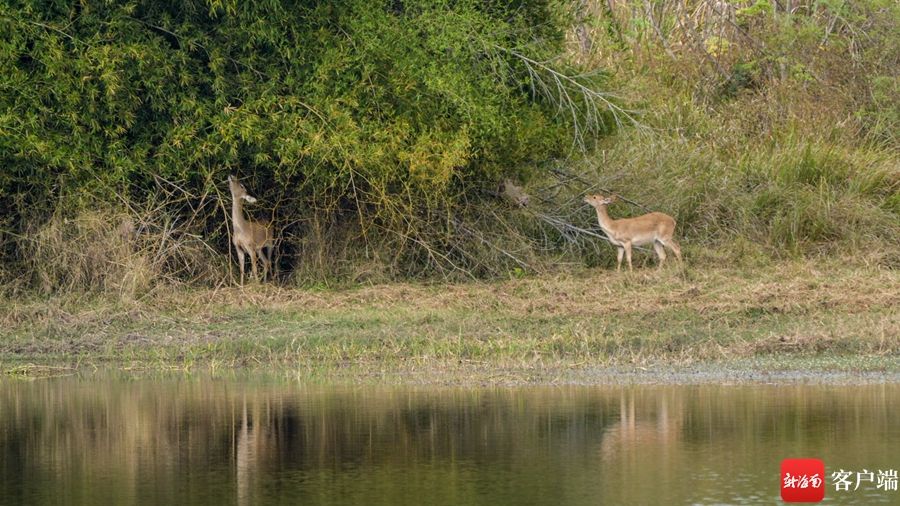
[16,210,226,297]
[1,260,897,375]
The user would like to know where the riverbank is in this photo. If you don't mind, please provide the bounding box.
[1,260,897,382]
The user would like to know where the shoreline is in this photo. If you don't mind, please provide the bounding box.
[4,358,900,386]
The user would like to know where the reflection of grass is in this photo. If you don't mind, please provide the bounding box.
[1,260,897,377]
[3,363,77,378]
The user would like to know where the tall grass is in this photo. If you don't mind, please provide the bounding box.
[549,0,900,267]
[573,130,899,264]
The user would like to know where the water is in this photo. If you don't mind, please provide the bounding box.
[1,376,897,505]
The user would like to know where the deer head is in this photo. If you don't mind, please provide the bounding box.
[583,194,617,208]
[228,175,257,203]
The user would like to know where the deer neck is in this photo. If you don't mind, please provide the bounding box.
[594,205,616,233]
[231,194,249,232]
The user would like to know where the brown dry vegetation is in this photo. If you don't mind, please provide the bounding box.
[2,260,897,375]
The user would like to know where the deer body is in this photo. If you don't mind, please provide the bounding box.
[499,179,530,207]
[584,194,682,271]
[228,175,274,284]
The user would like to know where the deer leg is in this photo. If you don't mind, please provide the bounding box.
[654,241,667,269]
[624,242,633,272]
[616,247,624,272]
[236,246,246,286]
[267,245,278,281]
[259,247,271,282]
[666,239,683,263]
[248,249,258,281]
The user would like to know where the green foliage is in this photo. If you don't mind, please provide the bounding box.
[0,0,618,285]
[722,61,760,97]
[736,0,773,18]
[860,75,900,147]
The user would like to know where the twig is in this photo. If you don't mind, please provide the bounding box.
[489,44,643,150]
[453,219,531,270]
[548,166,653,213]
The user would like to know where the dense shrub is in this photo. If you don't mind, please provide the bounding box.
[1,0,620,288]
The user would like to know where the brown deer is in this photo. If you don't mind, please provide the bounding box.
[228,175,274,284]
[499,179,530,207]
[584,194,682,271]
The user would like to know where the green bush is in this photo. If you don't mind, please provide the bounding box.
[0,0,619,287]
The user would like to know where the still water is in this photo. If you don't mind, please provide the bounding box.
[0,376,897,505]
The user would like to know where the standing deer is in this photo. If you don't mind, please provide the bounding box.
[584,194,682,271]
[228,175,274,284]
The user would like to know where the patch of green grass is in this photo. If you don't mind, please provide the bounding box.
[1,261,896,378]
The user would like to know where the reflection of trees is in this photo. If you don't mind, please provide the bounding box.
[0,380,896,505]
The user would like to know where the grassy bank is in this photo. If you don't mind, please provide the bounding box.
[2,260,897,377]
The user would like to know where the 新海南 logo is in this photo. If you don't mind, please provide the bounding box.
[781,458,825,502]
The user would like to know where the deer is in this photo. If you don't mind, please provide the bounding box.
[228,175,274,284]
[583,194,682,271]
[499,179,530,207]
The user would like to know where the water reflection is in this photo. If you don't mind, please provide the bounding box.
[0,377,897,505]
